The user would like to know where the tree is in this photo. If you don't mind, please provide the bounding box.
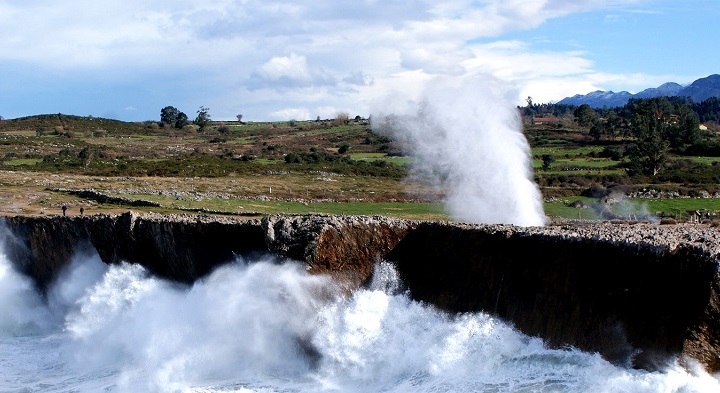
[589,124,603,141]
[625,98,672,176]
[626,133,668,176]
[78,147,92,170]
[175,112,188,129]
[194,106,211,132]
[541,154,555,170]
[666,100,700,150]
[573,104,596,129]
[236,114,243,122]
[601,111,622,140]
[160,106,180,126]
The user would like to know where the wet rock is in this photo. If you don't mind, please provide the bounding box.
[1,213,719,372]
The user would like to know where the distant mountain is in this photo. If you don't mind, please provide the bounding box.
[557,74,720,108]
[634,82,683,99]
[679,74,720,102]
[558,90,633,108]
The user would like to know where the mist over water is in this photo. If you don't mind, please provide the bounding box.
[372,77,546,226]
[1,227,719,392]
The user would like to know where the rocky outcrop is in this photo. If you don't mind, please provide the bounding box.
[386,222,720,371]
[263,215,412,288]
[2,212,266,287]
[1,213,719,373]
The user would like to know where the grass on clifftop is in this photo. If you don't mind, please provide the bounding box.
[1,113,719,222]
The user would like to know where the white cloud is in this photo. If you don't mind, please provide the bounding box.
[0,0,668,120]
[249,53,337,90]
[342,72,374,87]
[269,107,310,121]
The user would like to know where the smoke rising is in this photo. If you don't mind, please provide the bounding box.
[372,77,546,226]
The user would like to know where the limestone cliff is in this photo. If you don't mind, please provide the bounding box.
[386,222,720,370]
[263,214,412,288]
[1,212,719,373]
[2,212,266,286]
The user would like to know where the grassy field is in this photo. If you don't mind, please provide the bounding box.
[531,146,606,157]
[129,192,446,220]
[0,114,718,222]
[685,156,720,165]
[349,153,413,165]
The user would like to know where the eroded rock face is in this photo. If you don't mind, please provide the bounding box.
[2,212,266,286]
[263,215,412,288]
[1,213,719,372]
[386,222,720,370]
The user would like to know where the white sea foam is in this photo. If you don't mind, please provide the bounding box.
[0,224,53,336]
[372,76,547,226]
[0,232,718,392]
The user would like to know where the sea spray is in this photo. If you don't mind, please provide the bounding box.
[372,76,546,226]
[311,262,720,393]
[62,257,338,392]
[0,242,51,335]
[46,246,109,321]
[1,229,719,392]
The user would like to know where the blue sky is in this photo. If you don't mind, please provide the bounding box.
[0,0,717,122]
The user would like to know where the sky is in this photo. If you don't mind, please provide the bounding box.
[0,0,718,122]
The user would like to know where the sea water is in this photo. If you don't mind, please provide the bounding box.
[1,239,719,392]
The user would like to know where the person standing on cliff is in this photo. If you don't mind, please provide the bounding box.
[62,205,67,216]
[80,207,84,216]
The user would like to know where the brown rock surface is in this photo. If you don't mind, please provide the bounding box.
[1,213,719,372]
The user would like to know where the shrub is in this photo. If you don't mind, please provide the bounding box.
[217,123,231,134]
[334,112,349,126]
[599,146,624,161]
[541,154,555,170]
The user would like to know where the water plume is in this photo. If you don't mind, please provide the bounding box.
[372,76,546,226]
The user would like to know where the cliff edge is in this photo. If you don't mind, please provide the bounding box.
[1,212,719,372]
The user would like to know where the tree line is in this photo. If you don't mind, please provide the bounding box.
[523,96,720,176]
[521,96,720,125]
[160,105,211,132]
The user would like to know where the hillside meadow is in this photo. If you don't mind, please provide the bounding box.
[0,113,718,222]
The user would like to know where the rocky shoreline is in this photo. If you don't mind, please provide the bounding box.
[1,212,719,373]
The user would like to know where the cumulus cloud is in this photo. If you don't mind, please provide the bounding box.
[342,72,374,87]
[248,53,337,90]
[0,0,660,120]
[269,107,311,121]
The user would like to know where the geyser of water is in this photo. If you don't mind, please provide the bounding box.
[372,77,546,226]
